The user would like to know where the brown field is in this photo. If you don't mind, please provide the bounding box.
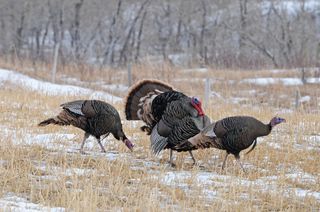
[0,61,319,211]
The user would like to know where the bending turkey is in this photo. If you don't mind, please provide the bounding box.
[38,100,134,153]
[125,79,211,166]
[185,116,286,172]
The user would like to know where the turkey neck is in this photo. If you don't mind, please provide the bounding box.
[255,121,272,137]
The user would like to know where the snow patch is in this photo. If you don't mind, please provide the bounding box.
[0,69,121,102]
[161,171,231,186]
[242,78,303,86]
[101,84,129,93]
[306,78,320,84]
[267,142,282,149]
[286,172,317,184]
[13,133,77,151]
[183,68,208,73]
[0,193,65,212]
[299,96,311,103]
[242,77,320,86]
[294,188,320,200]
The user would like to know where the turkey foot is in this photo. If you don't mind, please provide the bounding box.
[167,162,176,168]
[193,162,205,169]
[79,149,89,155]
[188,151,196,165]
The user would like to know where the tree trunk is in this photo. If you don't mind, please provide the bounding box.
[135,10,147,62]
[73,0,84,60]
[199,0,207,65]
[119,0,150,66]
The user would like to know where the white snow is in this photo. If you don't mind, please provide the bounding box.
[306,78,320,84]
[9,132,124,155]
[161,171,231,187]
[24,133,76,145]
[0,69,121,102]
[301,135,320,150]
[35,165,96,177]
[173,78,205,82]
[230,97,250,104]
[299,96,311,103]
[101,84,129,93]
[294,189,320,200]
[308,135,320,142]
[241,78,304,86]
[286,172,317,184]
[10,133,77,151]
[0,193,65,212]
[270,69,288,73]
[183,68,208,73]
[159,170,320,201]
[241,77,320,86]
[267,142,282,149]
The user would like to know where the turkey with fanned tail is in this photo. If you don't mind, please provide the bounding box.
[38,100,134,153]
[125,79,211,166]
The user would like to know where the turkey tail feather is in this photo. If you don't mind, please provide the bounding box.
[125,79,173,120]
[38,110,84,128]
[38,116,69,126]
[38,118,61,126]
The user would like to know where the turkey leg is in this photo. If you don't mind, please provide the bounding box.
[97,137,107,153]
[188,151,196,165]
[235,154,246,173]
[80,132,90,154]
[221,152,229,170]
[169,149,176,167]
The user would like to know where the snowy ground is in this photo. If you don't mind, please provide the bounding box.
[0,69,121,103]
[0,68,319,210]
[0,193,65,212]
[241,77,320,86]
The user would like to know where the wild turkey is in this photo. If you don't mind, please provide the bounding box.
[186,116,286,172]
[125,79,211,166]
[38,100,134,153]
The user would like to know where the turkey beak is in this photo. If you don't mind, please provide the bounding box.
[123,139,134,151]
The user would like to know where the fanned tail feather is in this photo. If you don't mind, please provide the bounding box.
[150,125,168,155]
[125,79,173,120]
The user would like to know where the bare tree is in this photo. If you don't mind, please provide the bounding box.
[135,9,147,62]
[102,0,123,66]
[0,0,319,69]
[119,0,150,65]
[70,0,84,60]
[199,0,208,65]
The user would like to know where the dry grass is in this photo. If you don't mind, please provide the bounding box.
[0,61,319,211]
